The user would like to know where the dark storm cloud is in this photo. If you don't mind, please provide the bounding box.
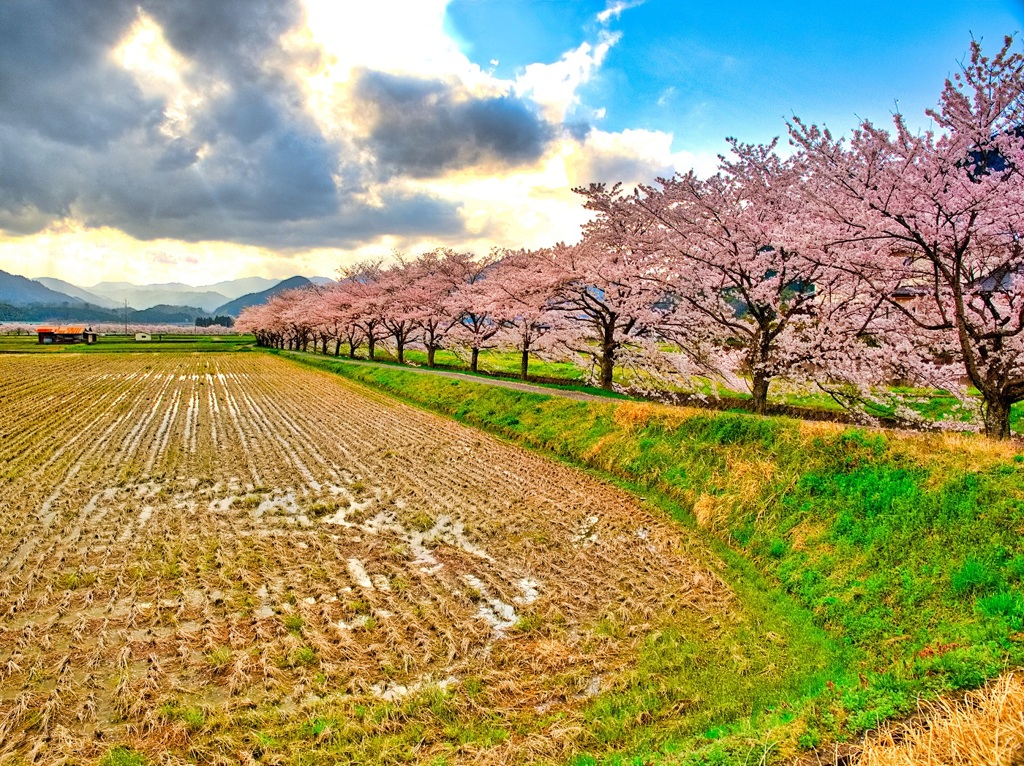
[92,174,466,249]
[0,0,533,248]
[145,0,306,81]
[564,121,593,142]
[199,130,341,222]
[0,116,463,248]
[207,88,281,145]
[0,126,81,232]
[154,138,202,171]
[0,0,160,148]
[353,69,554,177]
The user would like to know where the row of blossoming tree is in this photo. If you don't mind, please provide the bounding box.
[239,38,1024,438]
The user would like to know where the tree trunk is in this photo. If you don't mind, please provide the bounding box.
[427,346,436,368]
[347,341,355,359]
[982,395,1012,440]
[520,348,529,381]
[322,337,328,355]
[368,336,376,360]
[470,347,479,373]
[396,340,405,364]
[334,340,341,357]
[750,371,771,416]
[598,347,615,391]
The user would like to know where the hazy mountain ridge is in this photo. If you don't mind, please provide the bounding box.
[84,277,286,305]
[0,271,329,323]
[215,276,314,316]
[34,278,119,308]
[85,283,230,312]
[0,270,87,307]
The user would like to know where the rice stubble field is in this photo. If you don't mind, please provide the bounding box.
[0,351,766,763]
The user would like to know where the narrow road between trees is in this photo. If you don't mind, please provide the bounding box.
[282,350,618,402]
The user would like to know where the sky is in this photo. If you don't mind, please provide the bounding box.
[0,0,1021,286]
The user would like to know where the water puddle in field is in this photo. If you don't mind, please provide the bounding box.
[462,574,518,633]
[348,510,493,572]
[194,481,546,637]
[255,585,275,619]
[514,578,541,604]
[336,615,374,630]
[322,495,545,635]
[369,674,459,702]
[347,558,373,589]
[573,515,600,546]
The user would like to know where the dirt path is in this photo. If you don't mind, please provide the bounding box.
[282,349,615,402]
[0,352,735,764]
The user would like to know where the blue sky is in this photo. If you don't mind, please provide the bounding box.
[0,0,1021,284]
[448,0,1024,151]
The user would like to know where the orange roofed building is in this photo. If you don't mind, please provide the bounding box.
[36,326,98,345]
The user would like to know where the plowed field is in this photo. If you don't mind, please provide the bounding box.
[0,353,743,764]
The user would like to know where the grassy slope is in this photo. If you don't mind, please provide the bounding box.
[305,345,1024,432]
[280,351,1024,764]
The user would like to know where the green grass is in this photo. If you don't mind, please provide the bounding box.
[294,343,1024,433]
[98,747,147,766]
[396,346,587,381]
[300,347,627,399]
[0,332,255,354]
[282,350,1024,763]
[316,344,587,381]
[159,700,207,730]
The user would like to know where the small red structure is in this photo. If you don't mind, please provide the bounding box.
[36,326,98,345]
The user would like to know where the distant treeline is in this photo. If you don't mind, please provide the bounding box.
[0,301,215,324]
[195,315,235,328]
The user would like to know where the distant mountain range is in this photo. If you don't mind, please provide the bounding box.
[1,272,89,307]
[215,276,314,316]
[0,270,333,324]
[34,277,120,308]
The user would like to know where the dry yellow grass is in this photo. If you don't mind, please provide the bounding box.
[852,673,1024,766]
[611,400,696,432]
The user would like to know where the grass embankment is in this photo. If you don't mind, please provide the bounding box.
[301,344,1024,433]
[281,351,1024,763]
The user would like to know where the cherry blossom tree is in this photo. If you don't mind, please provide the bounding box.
[291,285,336,355]
[791,36,1024,438]
[401,249,464,367]
[445,249,502,372]
[340,260,389,361]
[376,258,421,364]
[315,281,362,357]
[237,302,279,347]
[486,249,562,380]
[278,288,318,352]
[586,141,869,415]
[531,209,675,391]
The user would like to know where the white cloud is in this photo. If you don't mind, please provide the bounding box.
[597,0,646,25]
[301,0,497,90]
[513,32,619,123]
